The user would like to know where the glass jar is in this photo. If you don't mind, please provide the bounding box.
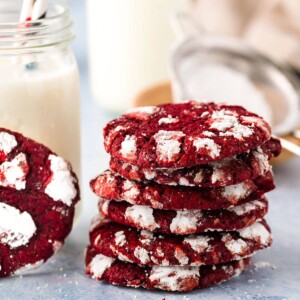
[0,1,81,177]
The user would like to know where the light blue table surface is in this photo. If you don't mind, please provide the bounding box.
[2,2,300,300]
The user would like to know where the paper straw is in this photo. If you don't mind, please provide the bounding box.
[19,0,35,22]
[32,0,48,21]
[20,0,48,22]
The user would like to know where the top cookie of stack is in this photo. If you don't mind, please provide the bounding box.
[104,101,275,169]
[86,101,281,292]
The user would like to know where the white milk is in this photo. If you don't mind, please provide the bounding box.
[86,0,188,112]
[0,59,81,176]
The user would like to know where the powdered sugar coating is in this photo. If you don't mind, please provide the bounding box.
[89,254,115,279]
[239,222,271,245]
[222,182,251,204]
[183,235,210,253]
[154,130,185,163]
[193,138,220,158]
[158,116,178,125]
[122,180,140,200]
[170,211,201,234]
[149,266,200,291]
[228,199,265,216]
[134,246,150,264]
[0,203,36,249]
[0,132,17,155]
[115,231,126,247]
[222,235,248,256]
[174,248,189,265]
[124,106,160,120]
[210,110,254,140]
[0,153,28,190]
[45,155,77,207]
[120,135,137,160]
[125,205,159,231]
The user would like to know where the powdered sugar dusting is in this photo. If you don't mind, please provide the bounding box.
[228,199,265,216]
[100,199,110,215]
[122,180,140,200]
[89,254,115,279]
[0,203,36,248]
[222,234,248,255]
[124,106,159,119]
[149,265,200,291]
[179,177,194,186]
[134,246,150,264]
[253,147,270,174]
[158,115,178,125]
[239,222,271,245]
[174,248,189,265]
[154,130,185,162]
[0,153,28,190]
[115,231,126,247]
[170,211,201,234]
[0,132,17,155]
[184,235,210,253]
[120,135,137,160]
[210,110,253,140]
[140,230,154,245]
[222,182,251,203]
[45,155,77,207]
[193,138,220,158]
[125,205,159,231]
[144,170,157,180]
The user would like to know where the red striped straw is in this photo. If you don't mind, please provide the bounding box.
[20,0,48,22]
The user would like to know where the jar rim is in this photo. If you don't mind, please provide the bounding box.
[0,2,74,51]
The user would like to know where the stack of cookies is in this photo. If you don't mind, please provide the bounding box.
[86,101,281,292]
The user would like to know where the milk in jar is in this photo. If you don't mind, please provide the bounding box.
[0,2,81,177]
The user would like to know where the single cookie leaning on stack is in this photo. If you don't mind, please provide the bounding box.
[0,128,80,277]
[86,101,281,292]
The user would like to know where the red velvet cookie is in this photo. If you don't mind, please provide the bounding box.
[0,128,80,276]
[104,102,272,168]
[90,218,272,267]
[0,128,80,206]
[109,138,281,187]
[91,170,274,210]
[98,198,268,234]
[0,190,75,276]
[85,246,250,292]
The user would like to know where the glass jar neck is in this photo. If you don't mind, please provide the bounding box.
[0,1,73,52]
